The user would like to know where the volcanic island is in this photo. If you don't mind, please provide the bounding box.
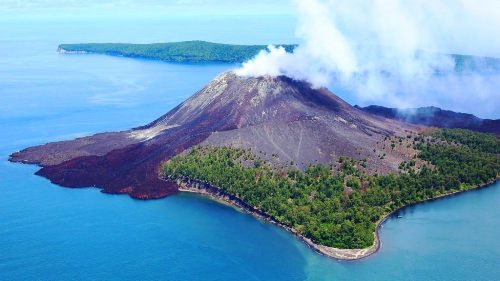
[10,72,500,260]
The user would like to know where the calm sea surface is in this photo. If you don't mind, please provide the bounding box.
[0,17,499,281]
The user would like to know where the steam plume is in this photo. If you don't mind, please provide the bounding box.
[235,0,500,118]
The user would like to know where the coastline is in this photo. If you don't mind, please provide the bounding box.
[56,47,88,54]
[169,176,499,261]
[171,176,379,260]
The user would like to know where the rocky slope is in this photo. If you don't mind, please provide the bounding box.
[10,72,419,199]
[356,105,500,135]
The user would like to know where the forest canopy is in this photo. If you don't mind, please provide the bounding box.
[162,129,499,249]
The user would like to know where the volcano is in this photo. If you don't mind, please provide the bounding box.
[10,72,419,199]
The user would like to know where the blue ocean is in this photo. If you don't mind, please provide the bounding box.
[0,17,499,280]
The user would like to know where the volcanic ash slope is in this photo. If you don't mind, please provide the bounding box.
[10,72,419,199]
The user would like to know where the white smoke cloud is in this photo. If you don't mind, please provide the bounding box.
[236,0,500,118]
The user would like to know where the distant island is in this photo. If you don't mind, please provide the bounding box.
[10,72,500,260]
[58,41,296,63]
[58,41,500,73]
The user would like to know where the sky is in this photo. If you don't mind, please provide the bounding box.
[0,0,294,19]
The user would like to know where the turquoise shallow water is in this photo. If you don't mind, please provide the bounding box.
[0,17,499,280]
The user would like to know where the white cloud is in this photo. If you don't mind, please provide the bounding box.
[236,0,500,117]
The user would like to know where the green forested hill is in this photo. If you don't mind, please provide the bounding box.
[58,41,297,63]
[162,129,500,249]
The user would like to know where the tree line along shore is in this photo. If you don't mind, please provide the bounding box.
[161,129,500,254]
